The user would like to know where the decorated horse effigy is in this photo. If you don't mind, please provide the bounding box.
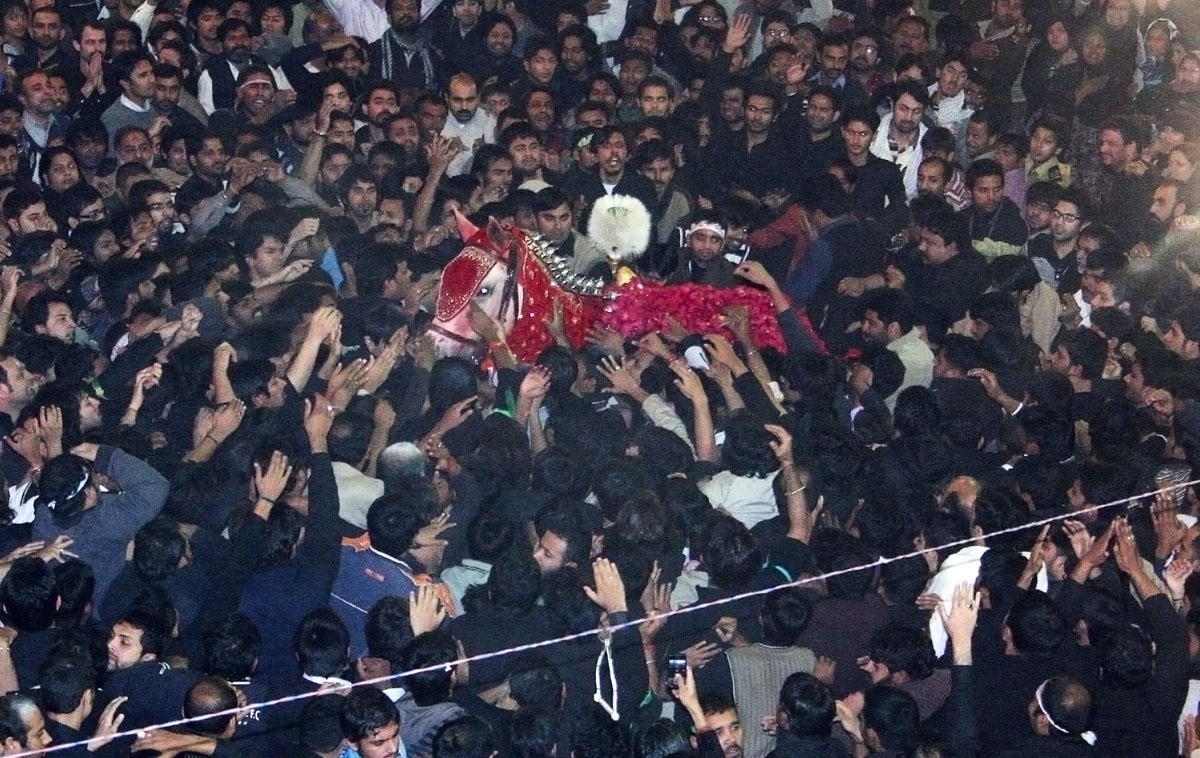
[430,195,788,363]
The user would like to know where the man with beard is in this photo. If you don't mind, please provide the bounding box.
[414,92,448,141]
[700,695,744,758]
[101,52,157,143]
[892,16,931,61]
[460,15,522,89]
[68,121,109,185]
[16,70,69,177]
[635,138,692,247]
[960,158,1027,255]
[794,85,843,184]
[968,0,1028,123]
[555,24,598,107]
[533,186,606,274]
[860,287,935,399]
[667,210,738,287]
[369,0,442,92]
[340,165,380,232]
[716,82,746,136]
[432,0,490,63]
[383,110,425,173]
[522,86,565,157]
[1028,188,1087,295]
[276,102,318,174]
[128,179,186,251]
[69,20,115,120]
[174,131,258,237]
[917,156,952,202]
[1096,117,1159,247]
[1125,179,1193,259]
[869,80,929,198]
[208,65,284,135]
[848,29,888,96]
[441,73,494,177]
[704,81,798,205]
[577,126,656,223]
[358,82,400,153]
[150,64,204,134]
[12,6,72,76]
[500,122,555,184]
[197,19,292,114]
[808,34,868,112]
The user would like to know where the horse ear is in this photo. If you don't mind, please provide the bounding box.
[485,217,510,251]
[454,209,480,242]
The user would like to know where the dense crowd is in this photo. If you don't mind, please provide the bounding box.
[0,0,1193,756]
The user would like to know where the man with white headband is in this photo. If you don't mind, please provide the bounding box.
[32,444,169,607]
[209,64,288,135]
[1018,675,1098,754]
[666,210,737,287]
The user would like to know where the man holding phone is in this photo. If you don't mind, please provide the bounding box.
[672,663,745,758]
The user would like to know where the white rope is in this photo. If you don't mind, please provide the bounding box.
[11,479,1199,757]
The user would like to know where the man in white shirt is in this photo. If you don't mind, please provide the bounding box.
[861,287,934,404]
[440,72,495,177]
[196,18,291,114]
[870,80,929,198]
[928,53,973,140]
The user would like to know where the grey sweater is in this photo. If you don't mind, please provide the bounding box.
[32,445,169,607]
[728,644,817,758]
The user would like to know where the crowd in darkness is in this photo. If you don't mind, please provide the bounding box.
[0,0,1197,755]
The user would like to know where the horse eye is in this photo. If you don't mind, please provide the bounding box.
[477,286,491,296]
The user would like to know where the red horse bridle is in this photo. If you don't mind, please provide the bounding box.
[433,217,522,355]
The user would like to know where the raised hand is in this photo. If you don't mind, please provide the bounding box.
[209,398,246,442]
[1164,557,1193,601]
[723,13,752,53]
[38,405,63,457]
[586,325,625,354]
[939,582,979,663]
[409,584,447,635]
[519,365,551,402]
[597,356,643,398]
[669,359,706,403]
[734,260,774,287]
[87,696,127,751]
[414,510,455,552]
[763,423,793,464]
[253,450,292,505]
[1111,518,1144,577]
[583,557,628,615]
[682,641,720,670]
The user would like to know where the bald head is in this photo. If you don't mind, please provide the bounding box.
[184,677,239,738]
[1039,675,1092,735]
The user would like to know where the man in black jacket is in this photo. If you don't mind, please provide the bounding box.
[960,158,1028,254]
[576,126,657,226]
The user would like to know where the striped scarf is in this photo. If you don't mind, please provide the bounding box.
[380,30,434,89]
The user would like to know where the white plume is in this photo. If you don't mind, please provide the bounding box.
[587,194,652,262]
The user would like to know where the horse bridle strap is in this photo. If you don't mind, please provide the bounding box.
[426,322,482,350]
[497,241,520,325]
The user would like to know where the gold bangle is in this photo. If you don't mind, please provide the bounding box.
[786,485,806,496]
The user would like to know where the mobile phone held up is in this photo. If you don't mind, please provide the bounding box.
[665,656,687,688]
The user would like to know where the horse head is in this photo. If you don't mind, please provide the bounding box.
[430,212,522,357]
